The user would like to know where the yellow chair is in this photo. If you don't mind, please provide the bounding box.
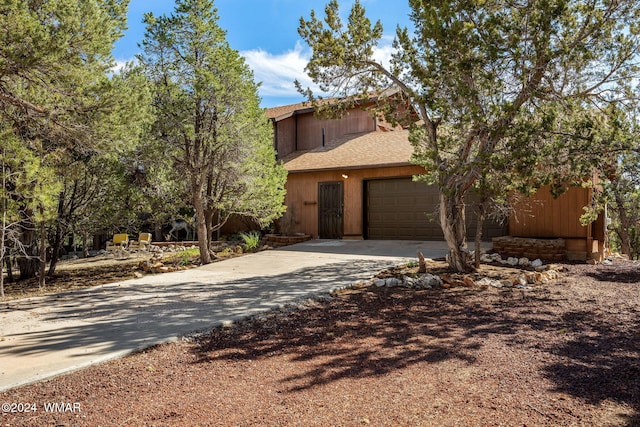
[129,232,152,251]
[106,233,129,252]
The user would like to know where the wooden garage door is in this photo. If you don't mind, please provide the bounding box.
[366,178,507,240]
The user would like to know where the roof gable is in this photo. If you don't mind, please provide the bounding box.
[265,102,313,120]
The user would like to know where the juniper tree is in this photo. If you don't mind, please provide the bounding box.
[298,0,640,272]
[140,0,286,264]
[0,0,135,280]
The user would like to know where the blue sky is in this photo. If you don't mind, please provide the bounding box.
[112,0,412,107]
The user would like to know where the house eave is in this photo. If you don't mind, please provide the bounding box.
[285,161,414,174]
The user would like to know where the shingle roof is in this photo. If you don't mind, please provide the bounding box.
[282,129,414,172]
[265,102,313,120]
[264,98,342,120]
[265,88,403,121]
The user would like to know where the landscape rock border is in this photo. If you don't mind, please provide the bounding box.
[361,253,565,291]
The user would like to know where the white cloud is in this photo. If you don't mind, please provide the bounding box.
[241,41,315,98]
[242,39,396,101]
[112,38,396,105]
[372,35,395,69]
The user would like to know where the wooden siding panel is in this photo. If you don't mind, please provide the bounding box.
[283,174,317,236]
[296,110,376,151]
[509,186,589,238]
[287,168,587,241]
[275,117,296,159]
[283,166,425,238]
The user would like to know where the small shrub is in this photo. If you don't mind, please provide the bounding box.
[217,247,234,258]
[239,231,261,251]
[163,248,200,266]
[178,252,191,266]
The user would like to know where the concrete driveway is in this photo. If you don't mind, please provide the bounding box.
[0,239,458,392]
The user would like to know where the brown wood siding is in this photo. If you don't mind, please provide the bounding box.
[509,186,591,238]
[275,116,296,159]
[284,165,426,238]
[286,170,590,242]
[373,103,415,130]
[296,110,376,151]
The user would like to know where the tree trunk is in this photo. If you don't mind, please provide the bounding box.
[47,195,66,276]
[439,191,473,273]
[47,223,64,276]
[6,257,14,283]
[153,222,164,243]
[18,218,39,280]
[18,255,38,280]
[613,186,633,257]
[0,226,4,299]
[38,220,46,288]
[193,193,211,265]
[204,208,215,245]
[82,232,90,258]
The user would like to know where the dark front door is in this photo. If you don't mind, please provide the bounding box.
[318,181,343,239]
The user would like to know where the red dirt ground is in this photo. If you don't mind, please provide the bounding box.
[1,258,638,426]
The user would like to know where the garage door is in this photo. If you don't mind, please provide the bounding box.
[366,178,507,240]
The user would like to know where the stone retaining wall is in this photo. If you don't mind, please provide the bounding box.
[492,236,566,261]
[263,234,312,248]
[153,241,198,248]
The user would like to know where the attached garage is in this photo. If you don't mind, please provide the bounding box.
[275,101,604,260]
[365,177,507,241]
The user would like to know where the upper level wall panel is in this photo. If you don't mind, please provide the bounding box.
[296,110,376,151]
[275,117,296,159]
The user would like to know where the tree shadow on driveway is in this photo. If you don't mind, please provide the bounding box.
[0,258,401,390]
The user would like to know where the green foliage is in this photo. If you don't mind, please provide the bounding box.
[178,248,200,266]
[0,0,130,150]
[217,247,235,258]
[1,130,59,224]
[162,248,200,266]
[239,231,261,251]
[140,0,286,264]
[298,0,640,271]
[0,0,143,278]
[605,157,640,259]
[405,260,419,268]
[584,104,640,259]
